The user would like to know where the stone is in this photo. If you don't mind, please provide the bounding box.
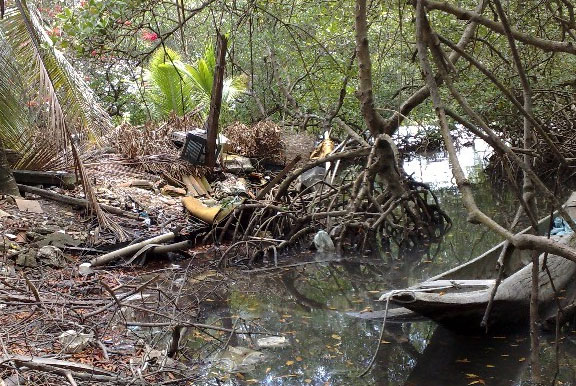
[37,245,68,267]
[35,232,81,248]
[16,249,38,267]
[314,230,335,252]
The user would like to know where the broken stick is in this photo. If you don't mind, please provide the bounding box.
[17,184,141,220]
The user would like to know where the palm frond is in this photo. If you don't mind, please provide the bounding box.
[145,45,246,120]
[0,3,125,240]
[145,47,195,117]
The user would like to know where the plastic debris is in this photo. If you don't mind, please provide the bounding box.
[58,330,94,353]
[256,336,289,348]
[314,230,335,252]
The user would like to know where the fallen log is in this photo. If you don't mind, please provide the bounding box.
[17,184,141,220]
[89,232,176,267]
[13,170,77,189]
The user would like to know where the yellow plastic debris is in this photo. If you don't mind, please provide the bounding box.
[181,196,235,224]
[309,138,334,160]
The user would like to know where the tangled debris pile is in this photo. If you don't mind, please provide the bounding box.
[1,111,450,383]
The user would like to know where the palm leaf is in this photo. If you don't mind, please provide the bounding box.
[145,47,195,117]
[0,3,125,240]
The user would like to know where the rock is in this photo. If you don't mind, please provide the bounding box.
[16,249,38,268]
[58,330,94,353]
[314,230,335,252]
[35,232,81,248]
[37,246,68,267]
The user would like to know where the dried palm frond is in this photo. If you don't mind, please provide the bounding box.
[107,113,208,183]
[0,3,125,240]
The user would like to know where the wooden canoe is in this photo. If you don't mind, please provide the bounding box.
[379,192,576,330]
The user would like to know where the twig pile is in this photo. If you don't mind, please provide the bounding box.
[223,121,286,164]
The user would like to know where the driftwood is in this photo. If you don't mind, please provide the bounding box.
[17,184,141,220]
[89,232,176,267]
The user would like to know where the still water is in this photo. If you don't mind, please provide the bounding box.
[184,146,576,385]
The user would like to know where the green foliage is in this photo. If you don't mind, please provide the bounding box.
[145,48,195,117]
[144,46,245,120]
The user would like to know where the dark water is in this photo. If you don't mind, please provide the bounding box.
[181,149,576,385]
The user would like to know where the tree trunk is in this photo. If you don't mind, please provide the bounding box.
[0,146,19,196]
[354,0,406,199]
[205,33,227,168]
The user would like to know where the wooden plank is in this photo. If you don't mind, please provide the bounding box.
[182,175,200,197]
[200,176,213,193]
[188,175,208,196]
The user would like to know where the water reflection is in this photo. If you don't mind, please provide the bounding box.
[181,148,576,385]
[400,126,492,189]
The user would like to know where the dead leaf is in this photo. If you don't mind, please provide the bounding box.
[331,334,341,340]
[286,360,294,366]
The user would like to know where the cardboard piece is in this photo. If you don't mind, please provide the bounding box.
[15,199,43,214]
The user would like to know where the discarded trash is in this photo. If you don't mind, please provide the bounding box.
[181,196,235,224]
[214,346,266,373]
[78,262,94,276]
[310,138,334,160]
[256,336,289,348]
[222,154,254,173]
[58,330,94,353]
[298,166,327,189]
[15,198,43,214]
[551,217,573,236]
[314,230,335,252]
